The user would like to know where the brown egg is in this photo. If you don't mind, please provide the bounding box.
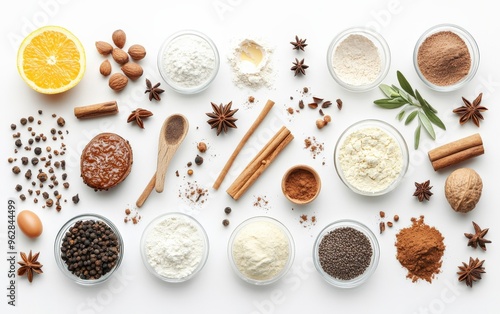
[17,210,43,238]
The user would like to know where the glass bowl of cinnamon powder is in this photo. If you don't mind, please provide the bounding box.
[414,24,480,92]
[281,164,321,204]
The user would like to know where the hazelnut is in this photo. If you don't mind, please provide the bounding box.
[445,168,483,213]
[324,115,332,123]
[316,119,325,129]
[197,142,207,153]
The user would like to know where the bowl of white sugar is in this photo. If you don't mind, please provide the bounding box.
[228,216,295,285]
[157,30,220,94]
[140,212,209,283]
[334,119,409,196]
[327,27,390,92]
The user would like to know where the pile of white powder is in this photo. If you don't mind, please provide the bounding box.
[231,219,290,281]
[338,127,403,193]
[332,34,381,86]
[144,214,205,280]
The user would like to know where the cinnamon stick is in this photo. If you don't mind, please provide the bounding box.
[213,99,275,190]
[428,133,484,171]
[74,101,119,119]
[226,126,293,200]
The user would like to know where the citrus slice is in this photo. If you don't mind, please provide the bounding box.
[17,25,86,94]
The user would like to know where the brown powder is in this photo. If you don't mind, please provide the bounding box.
[395,216,445,283]
[417,31,471,86]
[284,169,318,201]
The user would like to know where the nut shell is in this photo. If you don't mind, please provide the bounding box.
[99,59,112,76]
[112,48,129,65]
[95,41,113,55]
[445,168,482,213]
[112,29,126,48]
[108,73,128,91]
[128,44,146,60]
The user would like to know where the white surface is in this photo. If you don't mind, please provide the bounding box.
[1,0,498,313]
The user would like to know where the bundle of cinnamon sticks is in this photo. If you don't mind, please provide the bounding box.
[428,133,484,171]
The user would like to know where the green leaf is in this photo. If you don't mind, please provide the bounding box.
[374,98,406,109]
[405,110,418,125]
[422,105,446,130]
[414,124,421,149]
[418,111,436,139]
[397,71,416,98]
[424,99,438,114]
[379,84,397,98]
[397,109,406,121]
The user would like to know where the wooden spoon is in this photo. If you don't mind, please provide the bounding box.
[136,114,189,207]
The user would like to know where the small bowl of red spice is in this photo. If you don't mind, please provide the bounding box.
[281,165,321,205]
[414,24,479,92]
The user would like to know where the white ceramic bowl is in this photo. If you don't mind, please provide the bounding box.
[157,30,220,94]
[413,24,479,92]
[334,119,409,196]
[313,219,380,288]
[327,27,390,92]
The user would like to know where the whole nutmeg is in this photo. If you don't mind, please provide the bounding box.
[108,73,128,91]
[121,63,143,80]
[128,44,146,60]
[95,41,113,55]
[99,59,112,76]
[445,168,483,213]
[112,29,126,48]
[112,48,129,65]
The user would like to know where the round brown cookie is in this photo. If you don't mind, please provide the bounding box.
[80,133,133,191]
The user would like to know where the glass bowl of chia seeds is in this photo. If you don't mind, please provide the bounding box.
[54,213,124,285]
[313,219,380,288]
[157,29,220,94]
[327,27,391,92]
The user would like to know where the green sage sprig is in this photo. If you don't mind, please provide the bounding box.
[374,71,446,149]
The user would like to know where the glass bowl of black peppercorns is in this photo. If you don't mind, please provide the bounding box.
[54,214,124,285]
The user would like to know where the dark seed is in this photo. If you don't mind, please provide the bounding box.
[195,155,204,165]
[222,219,230,227]
[224,207,232,214]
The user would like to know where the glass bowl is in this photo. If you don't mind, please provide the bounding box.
[140,212,209,283]
[413,24,479,92]
[157,29,220,94]
[313,219,380,288]
[54,213,124,285]
[334,119,409,196]
[228,216,295,285]
[327,27,391,92]
[281,164,321,205]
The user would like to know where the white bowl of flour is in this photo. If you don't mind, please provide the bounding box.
[334,119,409,196]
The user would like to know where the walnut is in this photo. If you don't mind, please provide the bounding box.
[445,168,482,213]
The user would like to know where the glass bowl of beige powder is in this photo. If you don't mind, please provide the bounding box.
[228,216,295,285]
[413,24,479,92]
[334,119,409,196]
[327,27,391,92]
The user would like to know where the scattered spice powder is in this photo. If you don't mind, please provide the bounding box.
[124,208,141,224]
[395,216,445,283]
[179,181,208,206]
[253,195,270,210]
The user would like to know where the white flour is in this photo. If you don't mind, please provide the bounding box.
[232,220,289,281]
[332,34,381,86]
[145,215,204,279]
[338,127,403,193]
[161,34,216,88]
[227,37,275,89]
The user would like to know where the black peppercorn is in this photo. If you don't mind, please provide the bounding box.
[195,155,204,165]
[12,166,21,174]
[11,124,16,130]
[15,139,22,147]
[15,184,22,192]
[20,118,27,125]
[222,219,230,227]
[34,147,42,155]
[224,207,232,214]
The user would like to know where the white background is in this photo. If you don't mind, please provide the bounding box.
[1,0,498,313]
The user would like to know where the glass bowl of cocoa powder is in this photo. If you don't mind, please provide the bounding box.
[413,24,480,92]
[281,164,321,204]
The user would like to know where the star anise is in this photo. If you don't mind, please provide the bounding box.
[464,221,491,251]
[290,35,308,51]
[452,93,488,127]
[127,108,153,129]
[291,58,308,76]
[17,250,43,283]
[145,78,165,101]
[457,257,485,287]
[413,180,433,202]
[206,101,238,136]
